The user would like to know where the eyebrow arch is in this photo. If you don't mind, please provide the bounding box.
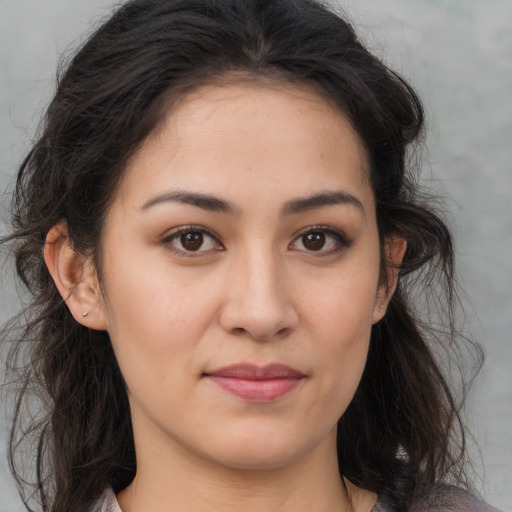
[141,190,239,214]
[281,191,364,216]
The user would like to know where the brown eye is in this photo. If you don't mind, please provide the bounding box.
[302,232,325,251]
[162,227,221,255]
[289,227,351,255]
[180,232,204,251]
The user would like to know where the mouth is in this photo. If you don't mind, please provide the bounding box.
[203,364,306,402]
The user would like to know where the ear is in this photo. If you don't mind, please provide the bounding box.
[44,222,108,330]
[372,236,407,324]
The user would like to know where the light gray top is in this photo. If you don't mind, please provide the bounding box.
[90,485,504,512]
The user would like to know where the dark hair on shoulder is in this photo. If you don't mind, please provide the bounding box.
[1,1,482,511]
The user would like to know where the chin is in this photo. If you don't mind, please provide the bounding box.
[197,424,331,472]
[210,447,308,472]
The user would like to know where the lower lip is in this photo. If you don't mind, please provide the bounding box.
[207,376,303,402]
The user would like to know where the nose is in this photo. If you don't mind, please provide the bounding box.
[219,249,298,341]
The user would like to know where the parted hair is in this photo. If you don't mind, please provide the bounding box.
[1,1,481,511]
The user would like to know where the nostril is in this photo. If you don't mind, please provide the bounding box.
[228,325,290,342]
[276,327,290,337]
[219,293,299,341]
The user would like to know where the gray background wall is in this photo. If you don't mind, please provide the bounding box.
[1,0,510,510]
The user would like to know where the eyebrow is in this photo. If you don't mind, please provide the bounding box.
[140,189,364,216]
[281,191,364,216]
[141,190,239,214]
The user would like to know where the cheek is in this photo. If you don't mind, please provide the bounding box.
[299,253,380,414]
[100,254,223,388]
[303,255,380,343]
[312,297,372,387]
[305,308,372,429]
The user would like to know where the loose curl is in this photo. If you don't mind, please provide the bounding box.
[1,1,482,511]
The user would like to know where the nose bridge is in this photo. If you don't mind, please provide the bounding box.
[244,243,283,305]
[220,241,297,340]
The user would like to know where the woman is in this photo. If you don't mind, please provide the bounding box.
[0,1,503,511]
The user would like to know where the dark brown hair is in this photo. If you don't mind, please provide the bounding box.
[1,1,482,511]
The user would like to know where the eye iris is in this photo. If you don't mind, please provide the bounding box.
[303,232,325,251]
[181,232,203,251]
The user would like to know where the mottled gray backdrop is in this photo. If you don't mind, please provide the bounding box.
[1,0,511,510]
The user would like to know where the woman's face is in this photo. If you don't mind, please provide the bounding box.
[95,83,389,471]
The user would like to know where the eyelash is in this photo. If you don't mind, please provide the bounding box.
[160,225,223,257]
[160,225,352,257]
[289,225,353,256]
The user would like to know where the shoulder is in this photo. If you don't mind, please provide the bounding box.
[373,485,504,512]
[410,485,504,512]
[87,488,122,512]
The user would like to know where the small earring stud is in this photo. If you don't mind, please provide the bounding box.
[82,311,89,317]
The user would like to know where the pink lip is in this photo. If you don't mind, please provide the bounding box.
[204,364,305,402]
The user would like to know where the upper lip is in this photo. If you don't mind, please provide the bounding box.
[204,363,305,380]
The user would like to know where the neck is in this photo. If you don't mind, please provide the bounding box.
[117,428,367,512]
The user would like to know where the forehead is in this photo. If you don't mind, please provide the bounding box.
[117,82,373,213]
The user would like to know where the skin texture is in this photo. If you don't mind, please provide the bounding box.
[44,83,406,512]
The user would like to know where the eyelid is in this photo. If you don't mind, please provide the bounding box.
[159,224,351,257]
[289,225,353,255]
[160,225,224,256]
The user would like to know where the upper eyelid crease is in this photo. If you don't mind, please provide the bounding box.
[291,228,352,250]
[161,226,220,243]
[291,224,351,241]
[161,225,351,242]
[159,225,351,257]
[160,226,224,255]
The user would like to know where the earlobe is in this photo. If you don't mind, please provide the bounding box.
[44,222,107,330]
[372,236,407,324]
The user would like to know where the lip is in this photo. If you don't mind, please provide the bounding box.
[204,364,305,402]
